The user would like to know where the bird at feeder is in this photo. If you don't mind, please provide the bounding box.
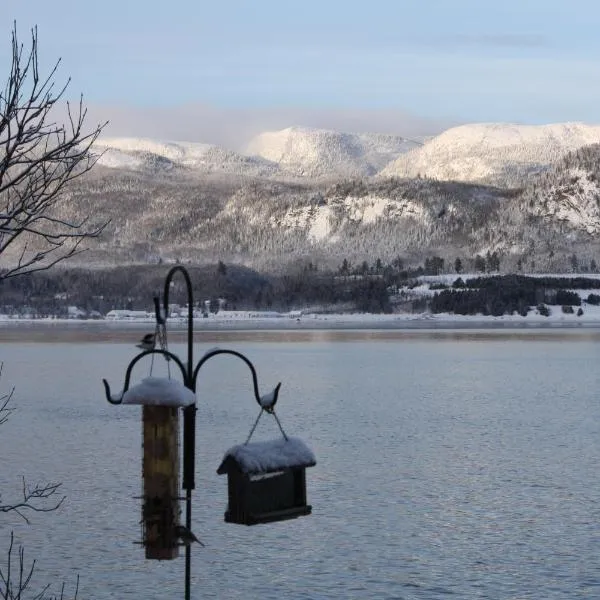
[136,333,156,351]
[174,525,205,546]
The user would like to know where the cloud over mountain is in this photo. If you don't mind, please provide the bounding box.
[88,103,448,151]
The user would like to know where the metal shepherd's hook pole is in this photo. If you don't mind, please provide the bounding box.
[160,266,195,600]
[100,265,286,600]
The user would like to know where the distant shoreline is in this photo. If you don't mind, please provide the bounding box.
[2,311,600,343]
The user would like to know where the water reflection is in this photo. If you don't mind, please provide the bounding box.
[2,321,600,344]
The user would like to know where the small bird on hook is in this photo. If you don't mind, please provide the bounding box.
[174,524,205,546]
[136,333,156,351]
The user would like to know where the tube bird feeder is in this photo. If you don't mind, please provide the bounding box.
[142,404,180,559]
[120,377,196,560]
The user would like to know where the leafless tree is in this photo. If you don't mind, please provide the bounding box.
[0,23,108,280]
[0,364,76,600]
[1,532,79,600]
[0,23,98,595]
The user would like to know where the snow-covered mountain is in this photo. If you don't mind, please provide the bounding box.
[93,137,280,178]
[93,130,417,180]
[95,123,600,186]
[520,143,600,235]
[246,127,418,178]
[51,123,600,274]
[380,122,600,185]
[52,140,600,274]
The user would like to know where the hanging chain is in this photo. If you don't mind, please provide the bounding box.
[156,321,171,378]
[271,410,289,440]
[245,410,264,444]
[245,407,289,444]
[148,321,170,377]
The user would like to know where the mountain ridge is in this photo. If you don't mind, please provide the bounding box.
[94,121,600,187]
[245,126,419,178]
[380,121,600,185]
[34,142,599,275]
[19,121,598,276]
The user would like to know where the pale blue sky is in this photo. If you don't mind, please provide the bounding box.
[3,0,600,145]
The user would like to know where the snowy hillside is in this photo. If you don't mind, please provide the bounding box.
[45,123,600,274]
[93,123,600,185]
[245,127,418,178]
[93,137,280,177]
[380,122,600,185]
[30,142,600,273]
[519,144,600,234]
[94,130,418,179]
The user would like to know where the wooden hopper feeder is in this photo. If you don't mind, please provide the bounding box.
[120,377,196,560]
[217,436,316,525]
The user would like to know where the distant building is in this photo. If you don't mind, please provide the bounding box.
[67,306,87,319]
[105,310,153,320]
[214,310,283,319]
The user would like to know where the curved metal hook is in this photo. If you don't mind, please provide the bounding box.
[162,265,194,381]
[163,265,193,312]
[191,348,282,410]
[103,349,189,404]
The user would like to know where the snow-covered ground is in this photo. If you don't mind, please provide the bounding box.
[2,307,600,330]
[297,305,600,327]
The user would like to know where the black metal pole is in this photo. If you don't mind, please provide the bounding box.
[184,487,192,600]
[162,266,195,600]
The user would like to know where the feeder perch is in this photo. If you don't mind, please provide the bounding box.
[217,436,316,525]
[121,377,196,560]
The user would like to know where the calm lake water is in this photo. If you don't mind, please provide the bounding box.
[1,327,600,599]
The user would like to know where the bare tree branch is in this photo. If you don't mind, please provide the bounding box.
[0,22,108,280]
[0,479,65,526]
[1,370,76,599]
[0,364,15,426]
[0,532,78,600]
[0,532,41,600]
[0,360,65,524]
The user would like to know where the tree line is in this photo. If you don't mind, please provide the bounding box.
[430,274,592,317]
[0,261,393,316]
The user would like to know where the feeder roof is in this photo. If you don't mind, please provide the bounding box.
[118,377,196,406]
[217,436,316,475]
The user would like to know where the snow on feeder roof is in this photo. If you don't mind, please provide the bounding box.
[217,436,316,525]
[217,436,316,475]
[117,377,196,406]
